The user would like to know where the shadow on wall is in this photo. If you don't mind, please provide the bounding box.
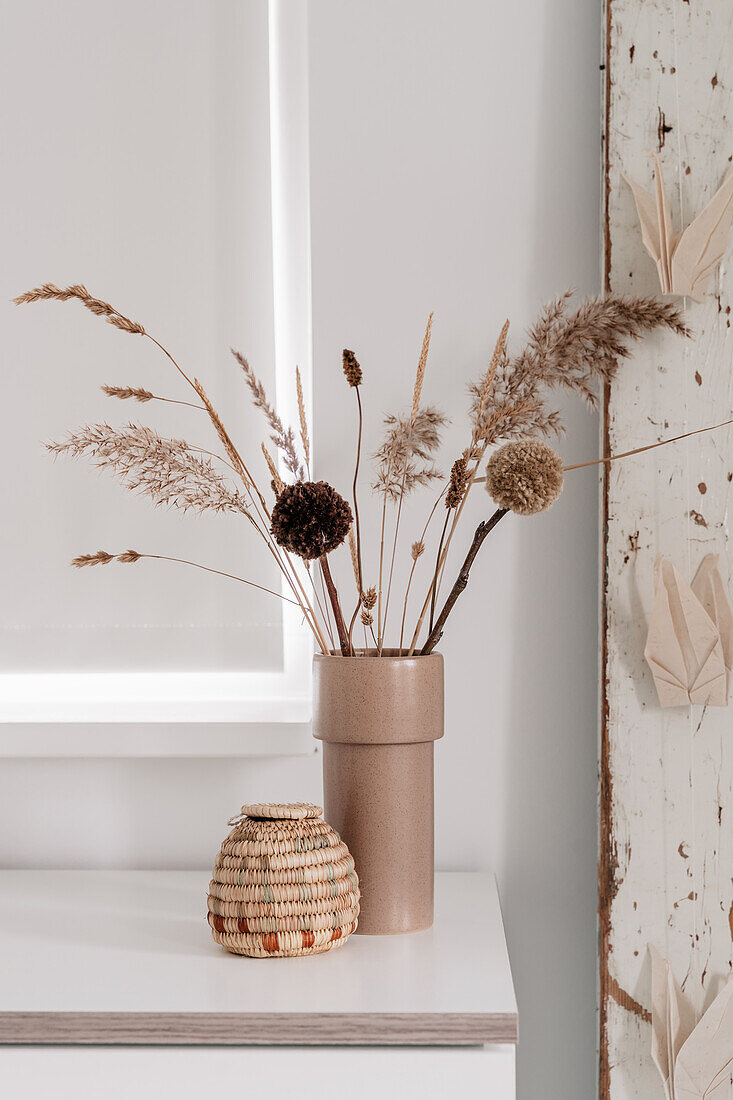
[502,0,602,1095]
[503,442,599,1100]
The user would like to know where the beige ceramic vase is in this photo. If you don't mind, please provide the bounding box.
[313,650,444,935]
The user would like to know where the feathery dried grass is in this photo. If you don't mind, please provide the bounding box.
[49,423,248,514]
[231,348,303,480]
[411,540,425,561]
[470,292,688,446]
[14,283,145,335]
[102,385,154,403]
[373,407,447,500]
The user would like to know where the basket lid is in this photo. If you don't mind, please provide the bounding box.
[232,802,323,823]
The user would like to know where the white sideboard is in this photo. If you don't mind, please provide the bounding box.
[0,870,517,1097]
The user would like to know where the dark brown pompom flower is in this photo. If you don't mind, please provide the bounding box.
[342,349,362,387]
[485,440,564,516]
[270,480,353,561]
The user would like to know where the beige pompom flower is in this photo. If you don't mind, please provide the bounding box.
[485,440,564,516]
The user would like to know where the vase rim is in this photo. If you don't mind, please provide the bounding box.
[315,648,442,660]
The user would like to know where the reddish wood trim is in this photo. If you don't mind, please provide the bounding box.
[599,2,615,1097]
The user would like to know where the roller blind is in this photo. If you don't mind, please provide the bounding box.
[1,0,287,676]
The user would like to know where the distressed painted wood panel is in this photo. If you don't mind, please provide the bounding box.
[602,1,733,1097]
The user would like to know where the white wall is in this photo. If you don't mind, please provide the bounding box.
[0,3,601,1099]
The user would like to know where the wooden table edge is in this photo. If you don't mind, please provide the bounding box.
[0,1011,518,1046]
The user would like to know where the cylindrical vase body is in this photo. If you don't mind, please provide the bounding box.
[313,651,444,934]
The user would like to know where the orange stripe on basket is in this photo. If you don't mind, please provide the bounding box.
[237,917,249,933]
[302,930,315,948]
[262,933,279,953]
[330,927,342,941]
[211,913,226,934]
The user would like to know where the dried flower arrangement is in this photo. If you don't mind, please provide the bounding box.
[15,282,694,657]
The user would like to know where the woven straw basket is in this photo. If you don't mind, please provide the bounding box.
[207,802,360,958]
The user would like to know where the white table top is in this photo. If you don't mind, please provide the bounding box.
[0,870,517,1045]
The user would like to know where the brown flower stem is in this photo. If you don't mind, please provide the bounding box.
[129,554,301,606]
[429,510,451,633]
[398,490,444,652]
[347,386,364,652]
[379,445,412,655]
[239,508,329,654]
[376,493,389,653]
[407,441,488,655]
[319,554,350,655]
[563,416,733,471]
[420,508,508,656]
[405,323,509,654]
[465,419,733,485]
[381,491,405,651]
[152,396,205,411]
[279,549,331,654]
[145,334,196,389]
[308,563,336,653]
[235,500,328,653]
[347,600,361,653]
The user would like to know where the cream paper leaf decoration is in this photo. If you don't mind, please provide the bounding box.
[690,554,733,678]
[623,153,733,302]
[674,977,733,1099]
[650,948,733,1100]
[644,556,728,707]
[650,946,697,1100]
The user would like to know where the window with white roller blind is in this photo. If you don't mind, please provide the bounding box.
[0,0,313,751]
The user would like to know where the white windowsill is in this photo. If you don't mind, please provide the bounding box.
[0,626,315,757]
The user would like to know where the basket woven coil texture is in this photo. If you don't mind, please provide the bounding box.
[207,802,360,958]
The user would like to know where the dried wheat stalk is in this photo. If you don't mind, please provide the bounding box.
[296,365,310,476]
[72,550,115,567]
[411,313,434,423]
[261,443,285,496]
[348,526,360,594]
[101,384,204,412]
[72,548,299,605]
[101,386,154,403]
[14,283,146,335]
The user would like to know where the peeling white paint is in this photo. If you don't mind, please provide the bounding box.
[604,1,733,1097]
